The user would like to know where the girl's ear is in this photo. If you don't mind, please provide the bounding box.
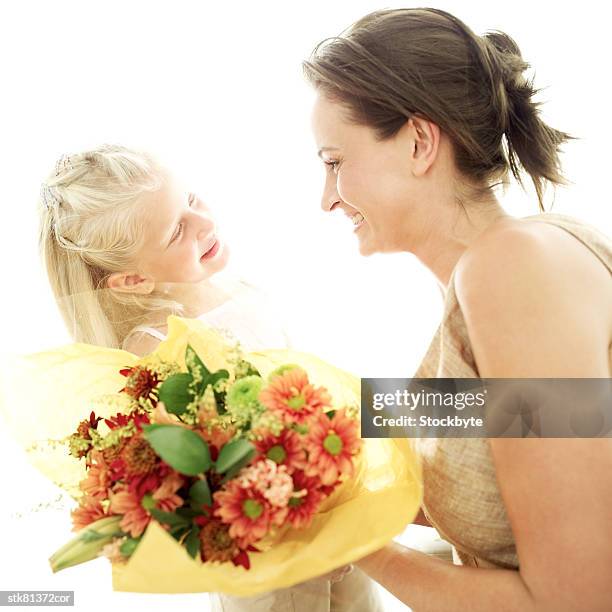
[106,271,155,294]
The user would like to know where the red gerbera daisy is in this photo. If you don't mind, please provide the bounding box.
[253,428,306,473]
[119,365,160,405]
[304,409,361,486]
[285,470,325,529]
[258,368,331,425]
[109,471,184,538]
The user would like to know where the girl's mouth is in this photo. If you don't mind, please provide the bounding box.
[201,239,220,260]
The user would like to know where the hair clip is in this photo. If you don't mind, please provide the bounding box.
[40,183,61,211]
[55,153,73,176]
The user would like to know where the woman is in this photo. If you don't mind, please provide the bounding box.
[304,7,612,611]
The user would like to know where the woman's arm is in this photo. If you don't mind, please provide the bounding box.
[356,542,534,612]
[412,506,432,527]
[453,229,612,611]
[356,229,612,611]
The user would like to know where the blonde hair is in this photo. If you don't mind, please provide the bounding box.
[38,144,186,349]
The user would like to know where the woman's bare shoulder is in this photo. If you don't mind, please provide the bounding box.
[455,216,612,348]
[460,215,610,294]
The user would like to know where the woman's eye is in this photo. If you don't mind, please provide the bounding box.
[324,160,340,173]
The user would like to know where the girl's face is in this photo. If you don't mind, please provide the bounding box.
[137,171,230,285]
[310,92,444,257]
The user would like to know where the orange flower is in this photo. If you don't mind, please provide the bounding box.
[151,471,185,506]
[304,409,361,486]
[214,482,274,548]
[198,424,236,451]
[79,451,112,501]
[259,368,331,425]
[109,471,185,538]
[70,496,107,532]
[108,489,150,538]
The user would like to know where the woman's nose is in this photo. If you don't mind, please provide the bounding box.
[321,179,341,212]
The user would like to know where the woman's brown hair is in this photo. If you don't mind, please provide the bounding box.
[302,7,577,212]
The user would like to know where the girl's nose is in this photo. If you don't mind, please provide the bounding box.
[196,215,215,239]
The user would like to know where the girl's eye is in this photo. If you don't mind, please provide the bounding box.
[324,160,340,173]
[172,224,183,243]
[171,194,197,243]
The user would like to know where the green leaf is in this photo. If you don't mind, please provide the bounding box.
[185,526,200,559]
[119,537,141,557]
[158,372,195,415]
[209,369,230,388]
[221,447,257,484]
[215,438,256,474]
[185,345,211,392]
[142,424,211,475]
[169,525,191,541]
[175,507,202,519]
[189,478,212,508]
[214,390,227,415]
[149,508,191,528]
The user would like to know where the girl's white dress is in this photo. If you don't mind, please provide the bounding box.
[129,284,384,612]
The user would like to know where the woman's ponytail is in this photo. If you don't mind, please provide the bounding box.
[483,30,578,210]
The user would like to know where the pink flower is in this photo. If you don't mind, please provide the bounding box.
[259,368,331,425]
[304,409,361,486]
[237,459,294,509]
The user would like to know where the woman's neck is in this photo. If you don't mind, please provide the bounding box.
[414,202,513,295]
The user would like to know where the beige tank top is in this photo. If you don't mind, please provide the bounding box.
[412,212,612,569]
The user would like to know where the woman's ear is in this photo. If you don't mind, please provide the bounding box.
[400,115,440,177]
[106,271,154,294]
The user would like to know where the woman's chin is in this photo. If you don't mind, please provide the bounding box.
[357,235,376,256]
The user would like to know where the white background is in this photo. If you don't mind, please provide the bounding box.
[0,1,610,610]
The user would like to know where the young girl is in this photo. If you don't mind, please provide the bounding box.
[38,144,383,612]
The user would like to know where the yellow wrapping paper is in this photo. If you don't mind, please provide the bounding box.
[0,315,422,595]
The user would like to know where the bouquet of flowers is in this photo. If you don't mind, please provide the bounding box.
[52,343,362,573]
[0,316,422,596]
